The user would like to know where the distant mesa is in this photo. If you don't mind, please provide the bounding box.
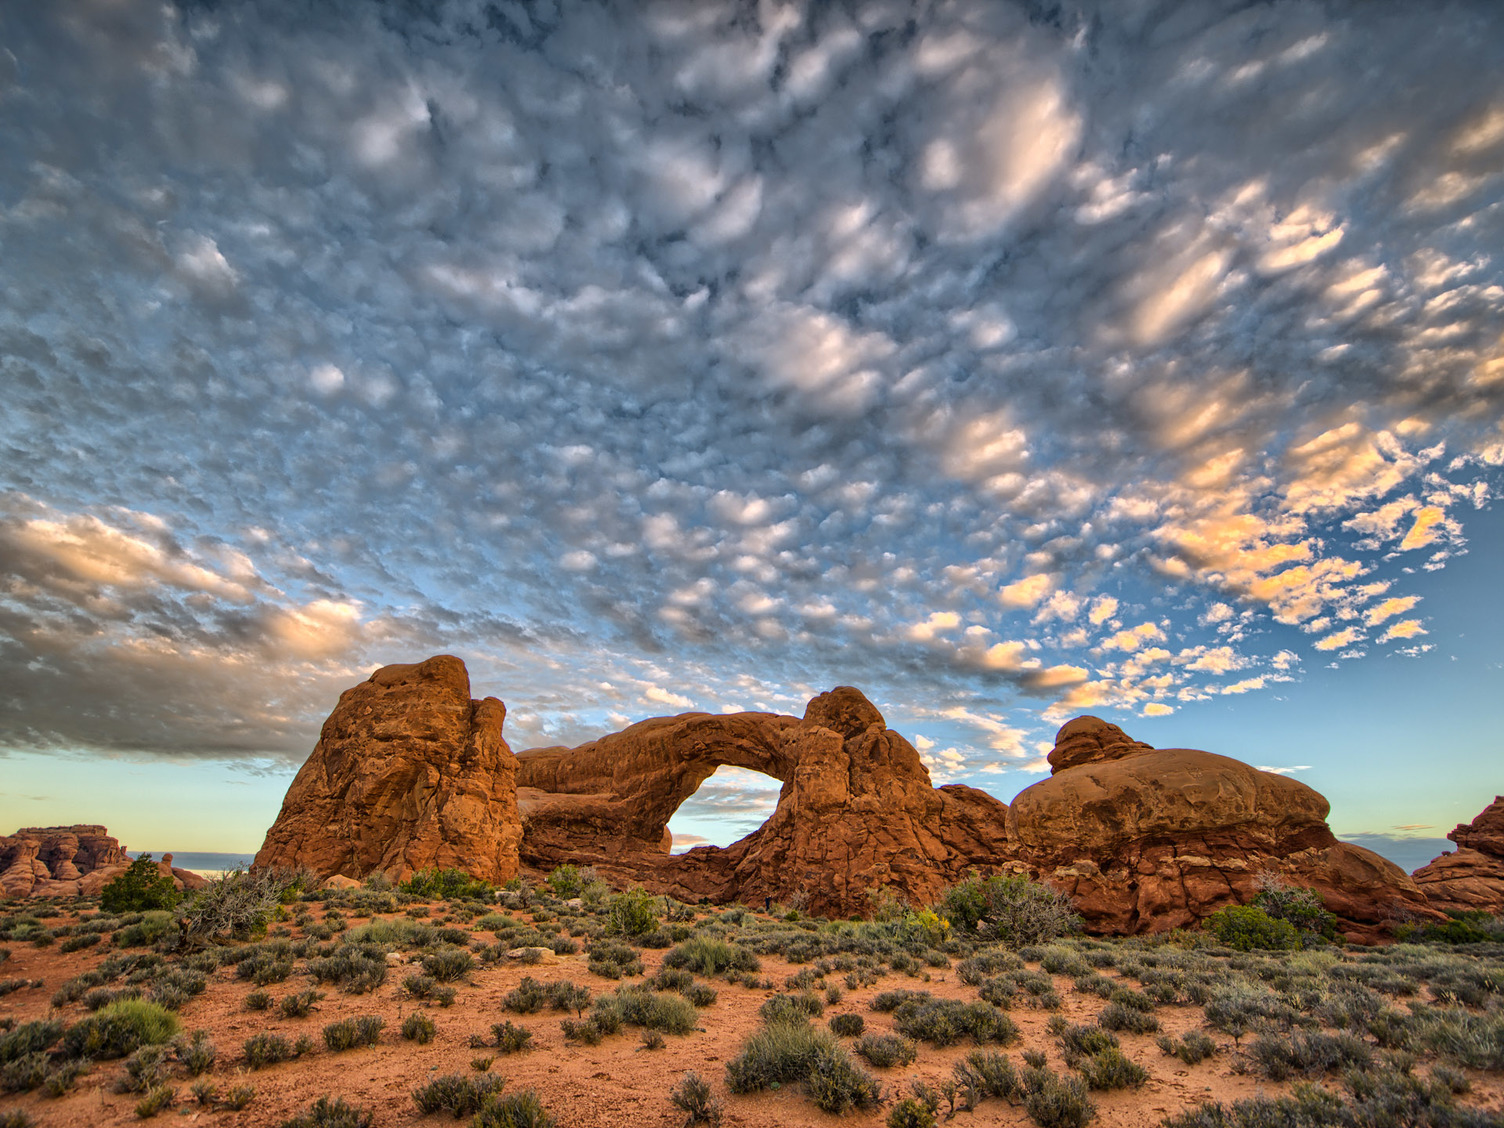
[1411,796,1504,915]
[252,656,1445,939]
[0,825,205,899]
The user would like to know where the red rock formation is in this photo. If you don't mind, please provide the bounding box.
[0,826,205,898]
[253,655,521,885]
[1009,717,1440,941]
[518,686,1008,918]
[1411,797,1504,914]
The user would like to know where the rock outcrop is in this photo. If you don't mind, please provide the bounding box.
[518,685,1008,917]
[1010,718,1440,941]
[253,655,521,886]
[0,826,205,898]
[1411,797,1504,914]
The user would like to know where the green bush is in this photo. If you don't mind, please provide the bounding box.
[1252,877,1338,945]
[0,1019,63,1065]
[587,939,644,979]
[662,936,760,977]
[1077,1046,1149,1090]
[504,977,548,1014]
[59,999,179,1060]
[278,1095,375,1128]
[1021,1067,1094,1128]
[399,868,496,901]
[887,1097,938,1128]
[669,1071,722,1126]
[605,888,660,938]
[402,1013,437,1044]
[492,1020,532,1053]
[1156,1030,1216,1065]
[806,1047,881,1114]
[101,856,182,914]
[725,1021,840,1092]
[936,873,1081,947]
[892,997,1019,1047]
[135,1083,176,1117]
[854,1032,917,1067]
[953,1049,1020,1101]
[471,1090,556,1128]
[422,946,474,982]
[1202,905,1301,951]
[412,1072,506,1116]
[546,865,584,899]
[322,1015,383,1052]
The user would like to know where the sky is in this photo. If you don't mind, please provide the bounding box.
[1,0,1501,870]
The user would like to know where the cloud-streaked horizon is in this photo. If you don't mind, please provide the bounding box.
[2,1,1502,851]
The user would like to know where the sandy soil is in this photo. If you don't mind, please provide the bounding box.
[1,901,1501,1128]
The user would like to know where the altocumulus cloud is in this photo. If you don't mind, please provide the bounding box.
[0,0,1501,791]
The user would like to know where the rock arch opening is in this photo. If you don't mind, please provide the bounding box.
[667,766,783,853]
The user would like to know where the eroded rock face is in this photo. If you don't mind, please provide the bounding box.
[0,826,206,898]
[1010,717,1439,941]
[517,685,1007,918]
[1411,797,1504,914]
[253,655,521,885]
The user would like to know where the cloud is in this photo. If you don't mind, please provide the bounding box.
[1256,765,1313,776]
[0,0,1500,791]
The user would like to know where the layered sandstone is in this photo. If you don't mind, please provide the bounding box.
[1411,797,1504,914]
[518,686,1008,917]
[253,655,521,885]
[1010,718,1439,941]
[0,826,205,898]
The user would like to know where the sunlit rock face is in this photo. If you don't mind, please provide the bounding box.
[1411,797,1504,914]
[0,825,205,897]
[253,655,522,885]
[518,684,1009,918]
[1010,716,1439,942]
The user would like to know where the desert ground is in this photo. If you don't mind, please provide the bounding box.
[1,877,1501,1128]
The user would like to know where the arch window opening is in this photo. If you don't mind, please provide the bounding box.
[666,766,782,853]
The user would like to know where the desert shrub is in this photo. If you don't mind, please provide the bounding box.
[1098,1001,1160,1034]
[600,984,698,1034]
[806,1047,882,1114]
[872,988,931,1012]
[235,948,293,986]
[0,1019,63,1064]
[492,1021,532,1053]
[1077,1045,1149,1090]
[1203,905,1301,951]
[957,950,1025,985]
[1021,1067,1095,1128]
[422,946,474,982]
[605,888,660,938]
[1252,876,1339,945]
[937,873,1081,947]
[223,1082,256,1110]
[412,1072,506,1116]
[175,1030,216,1075]
[1412,1007,1504,1070]
[1053,1020,1118,1064]
[400,868,495,901]
[829,1013,865,1037]
[306,943,387,994]
[893,997,1019,1047]
[546,864,583,899]
[114,911,176,949]
[1203,984,1296,1043]
[1156,1030,1216,1065]
[587,939,644,979]
[101,856,182,914]
[280,989,323,1018]
[854,1032,917,1067]
[1396,910,1504,946]
[0,1110,32,1128]
[322,1015,383,1052]
[954,1049,1020,1101]
[135,1083,176,1117]
[725,1021,841,1091]
[245,990,272,1010]
[1247,1030,1373,1081]
[278,1095,376,1128]
[178,869,302,946]
[546,980,592,1015]
[60,999,179,1060]
[664,935,760,977]
[61,932,102,953]
[0,1053,49,1094]
[243,1032,298,1068]
[887,1097,938,1128]
[471,1090,556,1128]
[402,1012,437,1043]
[760,992,823,1024]
[670,1071,722,1126]
[682,981,718,1007]
[121,1044,173,1093]
[504,976,548,1014]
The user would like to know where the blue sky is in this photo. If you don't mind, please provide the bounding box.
[1,1,1501,868]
